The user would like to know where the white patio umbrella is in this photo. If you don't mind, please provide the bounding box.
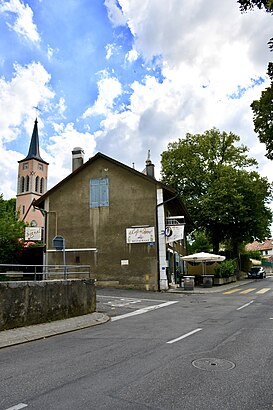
[182,252,226,275]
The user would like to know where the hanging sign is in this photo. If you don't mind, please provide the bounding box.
[165,225,184,243]
[25,227,42,241]
[126,227,155,243]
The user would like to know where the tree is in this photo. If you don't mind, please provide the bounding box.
[187,231,212,254]
[238,1,273,158]
[251,63,273,159]
[238,0,273,49]
[238,0,273,13]
[161,128,272,255]
[0,195,25,264]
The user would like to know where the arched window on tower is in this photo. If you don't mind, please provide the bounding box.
[26,175,30,192]
[21,176,25,193]
[40,177,44,194]
[35,176,40,192]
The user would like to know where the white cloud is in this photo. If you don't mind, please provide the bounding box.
[105,43,114,60]
[0,62,54,144]
[0,0,40,43]
[83,75,122,117]
[0,148,22,198]
[126,48,138,63]
[45,123,97,188]
[104,0,127,27]
[96,0,273,182]
[0,61,54,198]
[47,45,54,60]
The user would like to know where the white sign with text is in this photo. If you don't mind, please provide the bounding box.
[25,227,42,241]
[126,227,155,243]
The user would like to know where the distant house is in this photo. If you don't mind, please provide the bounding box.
[34,150,191,291]
[245,239,273,257]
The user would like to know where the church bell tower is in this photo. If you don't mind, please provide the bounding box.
[16,119,49,227]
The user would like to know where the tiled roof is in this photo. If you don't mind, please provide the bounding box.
[245,239,273,251]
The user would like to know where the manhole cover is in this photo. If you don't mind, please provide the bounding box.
[192,358,235,371]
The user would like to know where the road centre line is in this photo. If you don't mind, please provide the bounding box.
[237,300,254,310]
[99,295,170,303]
[111,301,178,321]
[5,404,28,410]
[167,328,202,344]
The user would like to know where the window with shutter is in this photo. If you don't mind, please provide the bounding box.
[90,178,109,208]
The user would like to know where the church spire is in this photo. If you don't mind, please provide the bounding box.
[22,118,48,164]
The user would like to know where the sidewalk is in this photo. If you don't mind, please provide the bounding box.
[167,278,253,294]
[0,312,110,349]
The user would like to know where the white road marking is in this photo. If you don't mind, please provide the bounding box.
[111,301,178,321]
[5,404,28,410]
[256,288,271,294]
[167,328,202,344]
[240,288,256,294]
[236,300,254,310]
[99,295,169,303]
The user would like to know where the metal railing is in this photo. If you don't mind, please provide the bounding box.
[0,264,91,281]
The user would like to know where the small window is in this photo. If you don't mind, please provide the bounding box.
[40,177,44,194]
[38,163,43,171]
[25,175,30,191]
[90,178,109,208]
[23,163,28,170]
[35,176,39,192]
[21,176,25,193]
[22,205,25,214]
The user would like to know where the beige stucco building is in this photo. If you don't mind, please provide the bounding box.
[35,151,191,291]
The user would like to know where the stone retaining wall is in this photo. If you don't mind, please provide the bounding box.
[0,279,96,331]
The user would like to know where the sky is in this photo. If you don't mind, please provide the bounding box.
[0,0,272,202]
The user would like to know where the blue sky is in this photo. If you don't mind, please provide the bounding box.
[0,0,272,201]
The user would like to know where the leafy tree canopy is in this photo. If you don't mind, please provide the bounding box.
[0,195,25,264]
[238,0,273,48]
[187,231,212,254]
[161,128,272,255]
[238,0,273,13]
[251,63,273,159]
[238,1,273,159]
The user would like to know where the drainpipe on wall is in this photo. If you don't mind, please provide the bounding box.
[156,188,179,290]
[156,190,179,291]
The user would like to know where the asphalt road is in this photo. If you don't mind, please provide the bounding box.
[1,278,273,409]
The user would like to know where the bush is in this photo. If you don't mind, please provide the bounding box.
[244,250,261,261]
[214,260,236,278]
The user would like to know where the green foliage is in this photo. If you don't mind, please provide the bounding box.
[188,231,212,253]
[251,63,273,159]
[214,260,236,278]
[0,195,25,264]
[244,250,262,260]
[237,1,273,157]
[161,128,273,255]
[237,0,273,13]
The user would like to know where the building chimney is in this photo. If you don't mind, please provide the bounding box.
[145,149,155,178]
[72,147,84,172]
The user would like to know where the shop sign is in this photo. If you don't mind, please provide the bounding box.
[126,227,155,243]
